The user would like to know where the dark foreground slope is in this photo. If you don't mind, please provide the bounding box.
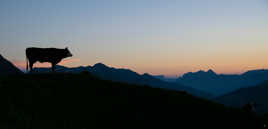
[0,54,23,75]
[216,81,268,114]
[0,74,264,129]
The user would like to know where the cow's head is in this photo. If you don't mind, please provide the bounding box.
[64,47,73,57]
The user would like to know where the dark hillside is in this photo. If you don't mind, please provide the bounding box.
[0,54,23,75]
[216,81,268,114]
[1,74,264,129]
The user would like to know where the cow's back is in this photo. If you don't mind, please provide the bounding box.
[26,47,46,58]
[26,47,62,62]
[25,47,72,71]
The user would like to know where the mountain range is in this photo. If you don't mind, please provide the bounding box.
[175,69,268,96]
[2,54,268,115]
[23,61,268,98]
[31,63,212,98]
[0,54,22,75]
[2,53,268,102]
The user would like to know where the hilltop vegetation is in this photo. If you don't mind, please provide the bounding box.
[1,73,265,129]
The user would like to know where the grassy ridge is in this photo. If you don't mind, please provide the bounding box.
[1,73,264,129]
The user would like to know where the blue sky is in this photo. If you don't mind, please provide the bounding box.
[1,0,268,76]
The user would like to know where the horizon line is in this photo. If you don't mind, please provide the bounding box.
[13,61,268,78]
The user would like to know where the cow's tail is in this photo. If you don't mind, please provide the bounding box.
[26,56,29,71]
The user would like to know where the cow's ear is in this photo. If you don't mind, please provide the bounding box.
[65,47,68,50]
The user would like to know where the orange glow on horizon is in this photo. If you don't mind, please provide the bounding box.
[13,58,80,71]
[11,55,268,77]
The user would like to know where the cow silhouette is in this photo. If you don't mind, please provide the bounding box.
[26,47,72,72]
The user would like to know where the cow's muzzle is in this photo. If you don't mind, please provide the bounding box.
[68,53,73,57]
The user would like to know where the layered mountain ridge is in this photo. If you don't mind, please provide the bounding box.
[31,63,212,98]
[175,69,268,96]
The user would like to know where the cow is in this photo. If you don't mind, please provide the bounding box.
[26,47,72,72]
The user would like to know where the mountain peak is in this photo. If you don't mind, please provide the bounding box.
[188,69,216,75]
[142,73,151,77]
[93,63,108,68]
[196,70,205,73]
[180,69,218,79]
[207,69,216,74]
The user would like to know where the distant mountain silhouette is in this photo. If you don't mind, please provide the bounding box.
[153,75,177,82]
[176,69,268,96]
[32,63,212,98]
[215,81,268,114]
[0,54,23,75]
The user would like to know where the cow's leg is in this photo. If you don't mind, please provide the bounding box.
[51,63,56,72]
[29,61,34,72]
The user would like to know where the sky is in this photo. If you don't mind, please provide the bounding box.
[1,0,268,77]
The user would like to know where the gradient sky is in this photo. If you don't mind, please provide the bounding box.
[1,0,268,77]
